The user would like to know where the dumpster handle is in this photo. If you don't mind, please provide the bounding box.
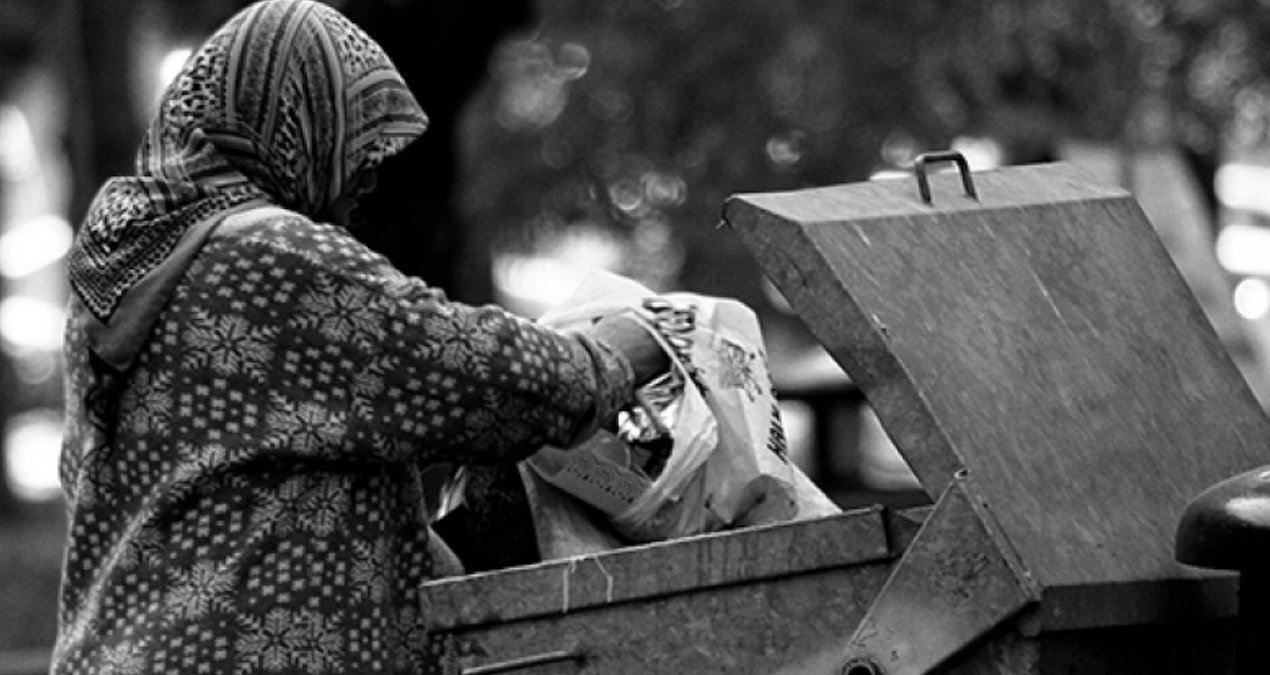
[460,644,586,675]
[913,150,978,205]
[840,657,884,675]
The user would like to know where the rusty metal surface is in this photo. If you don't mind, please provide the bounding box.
[448,562,893,675]
[422,161,1262,673]
[420,508,891,632]
[723,162,1270,600]
[1030,576,1237,633]
[841,475,1039,675]
[884,506,931,555]
[942,627,1039,675]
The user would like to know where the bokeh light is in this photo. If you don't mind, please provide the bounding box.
[0,297,65,352]
[5,409,63,502]
[0,214,72,279]
[1234,277,1270,321]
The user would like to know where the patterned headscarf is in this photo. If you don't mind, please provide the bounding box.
[67,0,429,323]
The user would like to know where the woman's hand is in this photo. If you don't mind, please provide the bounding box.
[586,313,670,387]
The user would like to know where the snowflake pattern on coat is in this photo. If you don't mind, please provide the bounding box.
[54,211,632,675]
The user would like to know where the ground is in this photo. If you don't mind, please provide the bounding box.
[0,500,65,670]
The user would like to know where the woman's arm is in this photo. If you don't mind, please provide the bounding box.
[213,217,658,466]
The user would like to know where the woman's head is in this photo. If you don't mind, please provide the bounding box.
[140,0,428,222]
[68,0,427,322]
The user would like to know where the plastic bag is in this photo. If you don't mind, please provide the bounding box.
[526,269,839,543]
[654,291,840,531]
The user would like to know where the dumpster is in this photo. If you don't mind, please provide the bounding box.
[420,154,1267,674]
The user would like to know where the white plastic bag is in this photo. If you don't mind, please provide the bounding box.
[526,269,839,543]
[664,292,840,528]
[527,357,720,541]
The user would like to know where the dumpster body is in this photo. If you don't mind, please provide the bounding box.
[420,159,1264,674]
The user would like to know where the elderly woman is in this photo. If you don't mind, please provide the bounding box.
[52,1,665,673]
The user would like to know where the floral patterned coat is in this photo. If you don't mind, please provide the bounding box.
[53,209,632,675]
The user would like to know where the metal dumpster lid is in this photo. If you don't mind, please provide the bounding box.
[723,159,1270,591]
[730,153,1127,225]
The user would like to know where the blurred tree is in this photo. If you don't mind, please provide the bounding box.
[60,0,145,224]
[344,0,535,304]
[45,0,1270,313]
[461,0,1270,332]
[0,0,50,94]
[462,1,970,347]
[0,0,63,518]
[923,0,1270,227]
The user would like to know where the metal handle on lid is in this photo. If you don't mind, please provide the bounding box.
[840,657,884,675]
[913,150,978,205]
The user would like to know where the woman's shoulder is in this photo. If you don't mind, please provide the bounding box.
[211,205,381,264]
[202,204,424,296]
[214,205,337,241]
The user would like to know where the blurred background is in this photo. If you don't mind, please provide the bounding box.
[4,0,1270,668]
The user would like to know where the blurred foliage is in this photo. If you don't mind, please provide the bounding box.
[343,0,534,303]
[7,0,1269,306]
[0,0,55,99]
[460,0,1270,315]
